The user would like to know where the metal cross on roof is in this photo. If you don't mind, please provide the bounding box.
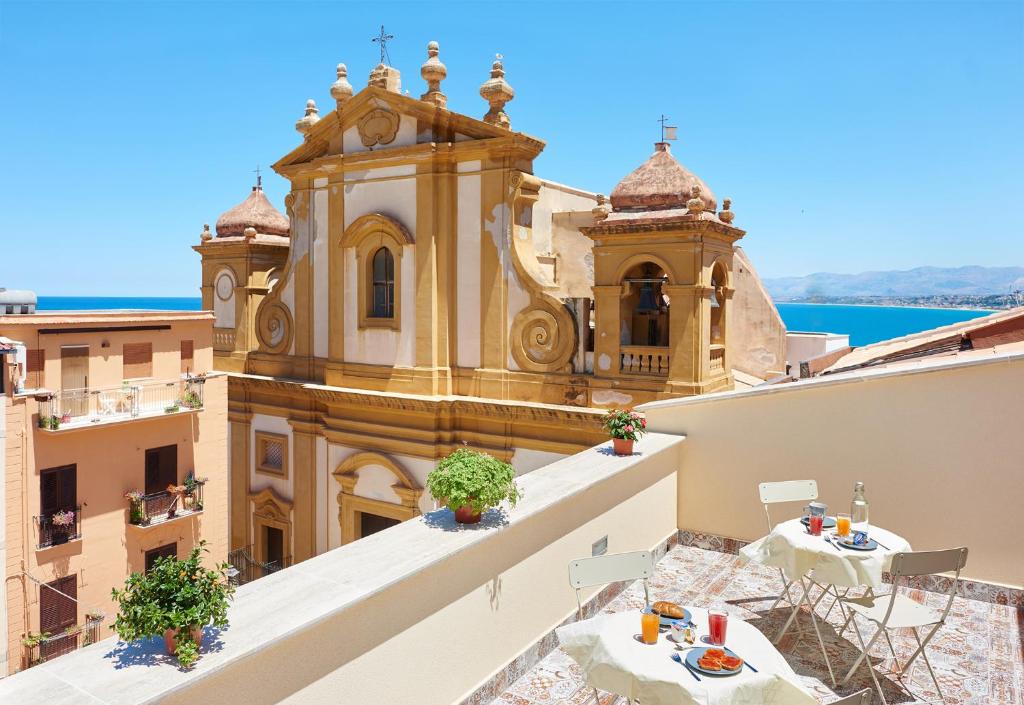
[372,25,394,65]
[253,165,262,189]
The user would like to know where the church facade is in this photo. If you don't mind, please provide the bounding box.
[194,44,786,565]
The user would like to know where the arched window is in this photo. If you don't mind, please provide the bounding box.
[621,262,669,347]
[370,247,395,319]
[710,263,726,346]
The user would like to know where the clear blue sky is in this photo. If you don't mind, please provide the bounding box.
[1,1,1021,296]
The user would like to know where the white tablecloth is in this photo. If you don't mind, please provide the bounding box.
[740,518,912,588]
[556,608,817,705]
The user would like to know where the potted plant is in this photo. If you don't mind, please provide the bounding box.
[124,489,145,525]
[22,631,50,666]
[602,409,648,456]
[426,447,520,524]
[182,390,203,410]
[111,541,234,668]
[165,484,185,518]
[164,401,180,414]
[50,509,76,544]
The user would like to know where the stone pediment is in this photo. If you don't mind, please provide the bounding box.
[273,86,542,172]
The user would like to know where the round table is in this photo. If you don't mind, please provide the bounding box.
[556,608,818,705]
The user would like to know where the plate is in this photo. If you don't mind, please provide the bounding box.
[835,537,878,551]
[652,606,692,627]
[685,646,743,676]
[800,515,837,529]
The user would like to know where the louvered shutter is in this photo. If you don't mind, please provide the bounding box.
[122,342,152,379]
[25,349,44,389]
[59,466,76,512]
[40,470,59,516]
[180,340,194,373]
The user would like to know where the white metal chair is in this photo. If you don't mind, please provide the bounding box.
[839,547,968,705]
[758,480,818,613]
[831,689,873,705]
[568,551,653,705]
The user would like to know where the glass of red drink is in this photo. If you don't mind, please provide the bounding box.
[808,514,824,536]
[708,610,728,646]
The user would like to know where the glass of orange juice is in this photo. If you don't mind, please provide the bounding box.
[836,513,852,538]
[641,610,660,644]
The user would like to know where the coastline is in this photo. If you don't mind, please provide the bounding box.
[775,301,998,313]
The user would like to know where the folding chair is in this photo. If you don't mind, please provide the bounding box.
[832,689,873,705]
[758,480,818,613]
[568,551,653,705]
[839,547,968,705]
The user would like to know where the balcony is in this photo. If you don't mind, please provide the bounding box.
[620,345,670,375]
[22,617,103,669]
[127,481,205,528]
[33,507,82,549]
[227,546,292,585]
[36,377,205,432]
[0,351,1019,705]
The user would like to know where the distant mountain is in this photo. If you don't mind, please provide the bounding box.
[764,266,1024,299]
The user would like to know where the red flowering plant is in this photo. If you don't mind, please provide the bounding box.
[602,409,648,442]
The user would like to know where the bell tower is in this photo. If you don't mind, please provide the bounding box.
[582,142,743,397]
[193,176,291,372]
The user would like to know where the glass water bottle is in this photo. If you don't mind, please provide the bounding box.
[851,481,869,533]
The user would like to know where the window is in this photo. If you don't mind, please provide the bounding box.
[180,339,194,374]
[39,575,77,660]
[370,247,395,319]
[263,526,285,569]
[145,444,178,494]
[255,432,288,478]
[123,342,152,379]
[145,543,178,572]
[360,512,401,538]
[25,348,44,389]
[40,465,76,516]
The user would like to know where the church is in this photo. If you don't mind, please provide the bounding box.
[193,41,786,566]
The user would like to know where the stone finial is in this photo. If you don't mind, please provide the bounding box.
[295,99,321,136]
[591,194,611,221]
[480,54,514,129]
[331,63,354,110]
[719,198,735,225]
[243,226,257,240]
[368,63,402,93]
[686,185,705,215]
[200,223,212,241]
[420,41,447,108]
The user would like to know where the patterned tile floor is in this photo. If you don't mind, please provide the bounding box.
[493,546,1024,705]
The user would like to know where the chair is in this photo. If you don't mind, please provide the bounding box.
[831,690,873,705]
[758,480,818,613]
[839,547,968,705]
[568,551,653,705]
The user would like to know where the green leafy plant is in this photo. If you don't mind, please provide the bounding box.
[21,631,50,648]
[426,447,520,515]
[182,391,203,409]
[111,541,234,668]
[602,408,648,441]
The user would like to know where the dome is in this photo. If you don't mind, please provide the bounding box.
[215,185,290,237]
[610,142,717,213]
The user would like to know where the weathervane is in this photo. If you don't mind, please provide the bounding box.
[658,114,678,143]
[253,164,262,189]
[372,25,394,65]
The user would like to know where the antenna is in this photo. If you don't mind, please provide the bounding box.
[372,25,394,65]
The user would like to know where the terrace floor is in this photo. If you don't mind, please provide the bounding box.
[493,545,1024,705]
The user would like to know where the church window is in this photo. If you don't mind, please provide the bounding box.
[370,247,395,319]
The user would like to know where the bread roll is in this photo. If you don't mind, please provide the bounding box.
[651,601,684,618]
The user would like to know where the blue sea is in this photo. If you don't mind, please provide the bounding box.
[36,297,993,348]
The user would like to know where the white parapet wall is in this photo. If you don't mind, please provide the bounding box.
[0,433,684,704]
[640,350,1024,589]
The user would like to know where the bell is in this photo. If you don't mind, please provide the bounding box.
[636,282,660,313]
[710,288,720,308]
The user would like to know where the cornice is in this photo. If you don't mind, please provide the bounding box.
[582,217,746,241]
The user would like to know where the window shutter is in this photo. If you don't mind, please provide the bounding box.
[122,342,152,379]
[26,349,44,389]
[180,340,194,374]
[40,471,59,516]
[59,466,77,512]
[58,576,77,628]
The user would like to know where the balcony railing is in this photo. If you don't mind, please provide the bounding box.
[128,481,205,527]
[620,345,670,376]
[37,377,205,431]
[227,545,291,586]
[22,617,103,668]
[213,328,236,352]
[33,507,82,549]
[709,344,725,372]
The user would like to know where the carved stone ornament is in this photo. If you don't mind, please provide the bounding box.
[256,300,294,354]
[510,300,577,373]
[357,108,400,147]
[718,198,735,225]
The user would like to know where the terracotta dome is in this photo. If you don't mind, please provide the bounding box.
[215,185,290,237]
[610,142,717,213]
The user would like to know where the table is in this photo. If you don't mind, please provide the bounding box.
[740,519,912,683]
[556,608,818,705]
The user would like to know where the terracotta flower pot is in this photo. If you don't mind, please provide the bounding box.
[453,504,483,524]
[612,438,635,456]
[163,626,203,656]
